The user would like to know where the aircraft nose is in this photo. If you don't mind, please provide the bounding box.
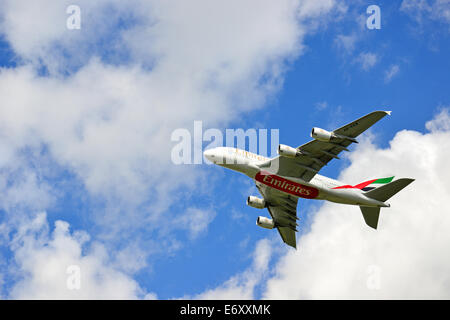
[203,149,216,162]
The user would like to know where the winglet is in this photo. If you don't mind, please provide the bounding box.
[385,110,392,116]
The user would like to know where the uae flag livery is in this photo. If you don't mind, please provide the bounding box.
[255,171,319,199]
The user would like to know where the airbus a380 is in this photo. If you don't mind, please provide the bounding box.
[204,111,414,248]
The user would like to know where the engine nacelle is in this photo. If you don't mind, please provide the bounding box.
[247,196,266,209]
[256,216,275,229]
[277,144,299,158]
[311,127,333,142]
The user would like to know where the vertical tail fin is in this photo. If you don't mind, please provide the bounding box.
[360,206,380,229]
[333,176,395,191]
[364,178,415,202]
[355,176,395,191]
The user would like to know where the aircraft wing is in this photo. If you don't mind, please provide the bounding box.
[260,111,391,181]
[256,182,299,248]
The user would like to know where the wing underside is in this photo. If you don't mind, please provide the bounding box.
[256,182,298,248]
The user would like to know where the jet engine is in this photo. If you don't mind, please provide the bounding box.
[256,216,275,229]
[277,144,299,158]
[311,127,333,142]
[247,196,266,209]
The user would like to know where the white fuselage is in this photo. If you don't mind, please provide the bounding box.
[204,147,389,208]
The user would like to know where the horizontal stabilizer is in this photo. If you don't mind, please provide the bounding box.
[360,206,380,229]
[364,178,414,202]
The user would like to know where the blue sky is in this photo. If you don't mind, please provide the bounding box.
[0,0,450,299]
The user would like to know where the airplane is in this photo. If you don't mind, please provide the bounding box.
[203,111,414,249]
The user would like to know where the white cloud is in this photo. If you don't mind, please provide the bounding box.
[315,101,328,111]
[356,52,378,71]
[298,0,340,19]
[384,64,400,83]
[426,108,450,132]
[0,1,317,231]
[0,0,340,297]
[9,212,151,299]
[334,33,358,54]
[0,0,339,214]
[176,207,217,240]
[261,109,450,299]
[401,0,450,25]
[0,163,54,213]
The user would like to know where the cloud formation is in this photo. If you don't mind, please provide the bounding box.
[401,0,450,26]
[356,52,378,71]
[0,0,340,297]
[9,212,150,299]
[384,64,400,83]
